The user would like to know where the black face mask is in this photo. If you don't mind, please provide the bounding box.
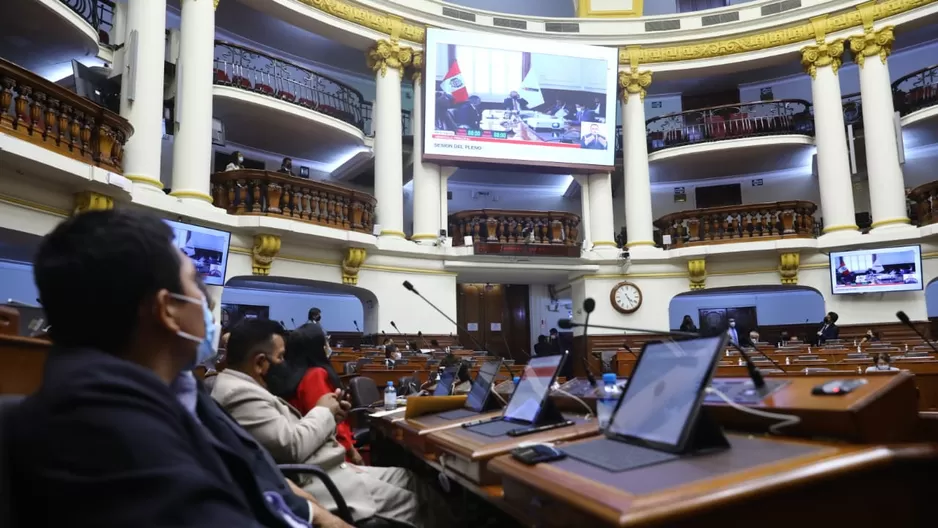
[263,361,294,396]
[313,315,321,322]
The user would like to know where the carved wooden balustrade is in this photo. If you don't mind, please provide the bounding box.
[654,201,818,248]
[893,64,938,117]
[0,58,132,174]
[448,210,581,257]
[909,180,938,227]
[210,169,376,234]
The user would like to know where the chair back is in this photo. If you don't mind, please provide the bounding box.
[0,395,25,526]
[349,377,381,408]
[397,376,420,396]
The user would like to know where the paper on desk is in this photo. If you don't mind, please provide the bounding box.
[404,395,467,419]
[370,407,408,418]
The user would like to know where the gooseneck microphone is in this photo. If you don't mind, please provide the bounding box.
[290,318,297,329]
[390,321,405,338]
[622,341,638,359]
[353,320,361,333]
[897,311,938,355]
[580,299,598,387]
[417,330,431,348]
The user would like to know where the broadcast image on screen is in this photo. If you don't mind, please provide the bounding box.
[165,220,231,286]
[829,245,922,295]
[608,337,722,447]
[504,355,562,423]
[423,28,618,170]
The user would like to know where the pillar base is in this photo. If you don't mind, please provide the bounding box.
[590,244,622,259]
[126,174,165,193]
[378,230,407,239]
[169,189,215,206]
[870,218,913,231]
[411,233,440,246]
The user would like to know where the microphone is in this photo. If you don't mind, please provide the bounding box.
[558,319,766,392]
[897,311,938,355]
[353,320,361,333]
[279,320,287,329]
[290,318,297,329]
[622,341,638,359]
[416,330,431,348]
[580,299,598,387]
[390,321,405,338]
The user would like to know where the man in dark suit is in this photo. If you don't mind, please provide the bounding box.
[503,90,528,112]
[570,103,598,125]
[580,123,608,150]
[454,95,483,128]
[815,312,840,344]
[2,210,320,527]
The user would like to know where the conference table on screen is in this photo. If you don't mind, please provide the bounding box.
[478,109,581,143]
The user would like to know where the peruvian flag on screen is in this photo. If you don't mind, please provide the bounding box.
[440,61,469,103]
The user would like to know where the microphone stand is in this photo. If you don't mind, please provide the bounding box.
[897,311,938,355]
[580,300,598,387]
[416,331,432,349]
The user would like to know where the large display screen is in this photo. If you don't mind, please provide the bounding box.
[165,220,231,286]
[504,355,562,423]
[608,337,722,448]
[829,245,922,295]
[423,28,618,170]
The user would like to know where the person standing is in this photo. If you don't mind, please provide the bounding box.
[816,312,840,345]
[726,318,740,347]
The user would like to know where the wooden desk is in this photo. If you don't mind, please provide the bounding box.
[489,435,938,527]
[0,334,50,394]
[427,414,599,486]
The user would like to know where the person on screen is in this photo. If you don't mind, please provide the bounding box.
[454,95,483,129]
[865,352,899,373]
[836,257,853,285]
[278,157,293,176]
[547,99,568,118]
[503,90,529,112]
[435,90,455,130]
[570,103,598,125]
[580,123,608,150]
[592,96,605,118]
[225,150,245,171]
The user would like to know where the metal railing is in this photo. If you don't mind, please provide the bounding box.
[892,64,938,117]
[842,92,863,129]
[59,0,114,34]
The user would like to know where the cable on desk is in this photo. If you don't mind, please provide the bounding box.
[553,388,593,420]
[704,386,801,434]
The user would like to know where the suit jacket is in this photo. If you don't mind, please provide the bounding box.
[4,347,272,527]
[298,321,325,339]
[211,370,378,521]
[572,109,598,124]
[819,323,840,342]
[454,103,482,128]
[503,97,528,111]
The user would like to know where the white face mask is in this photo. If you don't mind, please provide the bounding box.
[877,363,889,370]
[729,322,736,328]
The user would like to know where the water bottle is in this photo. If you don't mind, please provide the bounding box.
[513,376,520,386]
[596,373,622,430]
[384,381,397,411]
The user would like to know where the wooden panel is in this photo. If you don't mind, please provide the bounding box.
[504,284,531,361]
[0,335,50,395]
[458,284,531,362]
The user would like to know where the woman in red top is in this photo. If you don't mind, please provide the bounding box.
[273,326,362,464]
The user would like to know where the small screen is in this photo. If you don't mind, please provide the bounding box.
[433,367,458,396]
[165,220,231,286]
[504,355,562,423]
[829,245,922,295]
[466,361,500,411]
[608,337,722,447]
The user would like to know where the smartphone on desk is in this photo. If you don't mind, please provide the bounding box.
[511,444,567,465]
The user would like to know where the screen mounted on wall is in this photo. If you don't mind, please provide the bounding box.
[423,28,619,171]
[829,245,923,295]
[165,219,231,286]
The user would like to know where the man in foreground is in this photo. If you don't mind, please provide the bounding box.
[212,319,421,526]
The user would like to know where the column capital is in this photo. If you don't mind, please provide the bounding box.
[778,252,800,285]
[213,0,220,10]
[618,68,652,102]
[409,50,424,84]
[73,191,114,215]
[800,39,845,79]
[367,39,414,78]
[688,259,706,290]
[252,234,281,276]
[849,26,895,68]
[342,248,367,285]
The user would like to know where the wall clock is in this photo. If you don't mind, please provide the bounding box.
[610,281,642,314]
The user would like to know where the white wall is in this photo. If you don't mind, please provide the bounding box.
[221,287,364,332]
[668,289,826,329]
[528,284,574,345]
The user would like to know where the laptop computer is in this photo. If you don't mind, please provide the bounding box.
[462,353,568,437]
[432,366,459,396]
[436,359,503,419]
[562,335,730,472]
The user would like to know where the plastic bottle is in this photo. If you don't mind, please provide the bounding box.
[513,376,520,386]
[384,381,397,411]
[596,373,622,430]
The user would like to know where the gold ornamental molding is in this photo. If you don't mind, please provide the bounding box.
[621,0,935,65]
[342,247,367,285]
[688,259,706,291]
[778,252,800,285]
[252,234,281,276]
[410,50,424,84]
[618,46,652,102]
[213,0,220,10]
[849,26,895,67]
[298,0,425,43]
[367,39,414,77]
[73,191,114,215]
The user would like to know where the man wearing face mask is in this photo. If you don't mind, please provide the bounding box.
[726,318,740,347]
[302,307,326,338]
[815,311,840,345]
[4,210,283,526]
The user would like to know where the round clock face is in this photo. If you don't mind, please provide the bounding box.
[611,282,642,314]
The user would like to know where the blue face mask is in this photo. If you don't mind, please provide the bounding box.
[171,293,220,367]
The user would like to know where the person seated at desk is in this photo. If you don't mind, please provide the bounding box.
[860,329,881,344]
[454,95,483,129]
[679,315,697,333]
[4,209,323,527]
[452,362,473,394]
[385,344,402,368]
[547,99,568,118]
[533,334,549,356]
[749,329,761,345]
[569,103,598,125]
[278,157,293,176]
[866,352,899,373]
[580,123,608,150]
[212,319,421,526]
[435,91,454,129]
[503,90,528,112]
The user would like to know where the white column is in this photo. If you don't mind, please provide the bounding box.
[119,0,166,192]
[441,168,454,239]
[409,56,442,245]
[170,0,216,205]
[575,175,592,247]
[588,172,617,251]
[619,69,655,248]
[851,27,909,230]
[367,40,412,239]
[111,1,129,47]
[802,41,858,235]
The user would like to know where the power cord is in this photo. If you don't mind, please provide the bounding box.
[553,388,593,420]
[704,386,801,434]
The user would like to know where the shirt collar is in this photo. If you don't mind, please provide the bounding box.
[171,370,199,418]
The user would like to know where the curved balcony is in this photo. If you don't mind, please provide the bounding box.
[842,93,863,130]
[210,169,376,234]
[59,0,114,39]
[448,210,581,257]
[0,57,132,174]
[655,201,818,249]
[894,64,938,118]
[908,180,938,227]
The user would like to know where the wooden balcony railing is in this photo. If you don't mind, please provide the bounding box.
[908,180,938,227]
[448,209,581,257]
[654,201,818,248]
[210,169,376,234]
[893,64,938,117]
[643,100,814,153]
[0,58,132,174]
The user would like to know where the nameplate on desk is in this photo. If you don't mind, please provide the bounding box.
[405,395,467,419]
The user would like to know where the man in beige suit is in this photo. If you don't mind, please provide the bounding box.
[212,319,419,527]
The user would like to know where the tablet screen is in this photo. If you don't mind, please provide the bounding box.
[466,360,501,411]
[433,367,457,396]
[504,355,563,423]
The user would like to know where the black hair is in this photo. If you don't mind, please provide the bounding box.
[430,339,440,347]
[827,311,839,323]
[457,361,471,383]
[408,341,418,352]
[308,307,321,320]
[385,344,398,359]
[34,210,182,355]
[875,352,892,365]
[537,335,547,344]
[265,325,343,399]
[549,328,558,335]
[225,318,285,367]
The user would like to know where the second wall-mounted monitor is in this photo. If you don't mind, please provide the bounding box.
[423,28,619,172]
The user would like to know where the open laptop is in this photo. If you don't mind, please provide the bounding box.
[461,353,567,437]
[432,366,459,396]
[561,335,729,472]
[436,359,503,419]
